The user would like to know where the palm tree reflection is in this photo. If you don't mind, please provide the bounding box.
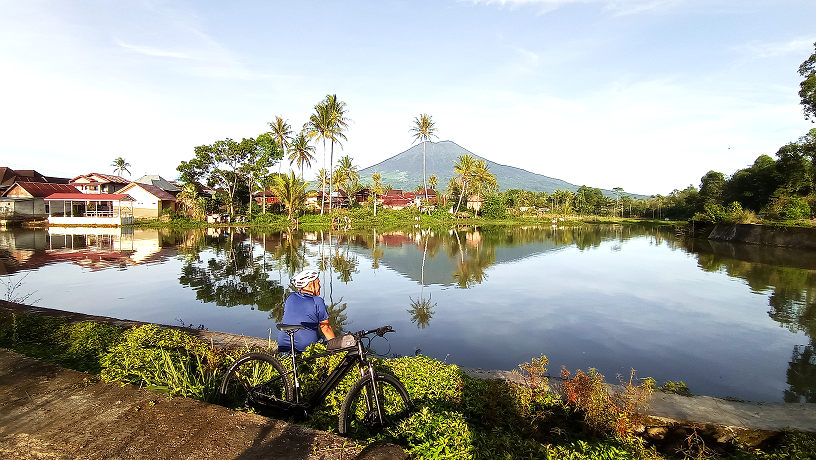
[408,294,435,329]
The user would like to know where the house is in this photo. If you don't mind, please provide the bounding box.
[0,197,47,225]
[4,182,81,198]
[0,167,70,195]
[252,188,280,205]
[466,195,484,213]
[134,175,181,196]
[118,182,177,218]
[70,173,130,194]
[354,188,371,203]
[44,192,136,226]
[380,189,416,210]
[415,189,438,204]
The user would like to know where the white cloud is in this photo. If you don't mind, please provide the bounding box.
[115,41,193,59]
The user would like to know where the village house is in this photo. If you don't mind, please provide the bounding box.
[133,175,181,196]
[118,182,177,218]
[0,167,70,196]
[69,173,130,194]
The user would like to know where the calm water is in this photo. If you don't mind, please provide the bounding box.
[1,224,813,403]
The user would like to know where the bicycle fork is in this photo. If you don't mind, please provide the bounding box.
[359,363,385,425]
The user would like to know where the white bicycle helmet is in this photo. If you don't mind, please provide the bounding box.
[291,270,319,289]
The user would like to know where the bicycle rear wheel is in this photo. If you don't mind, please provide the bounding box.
[219,352,293,412]
[339,372,413,438]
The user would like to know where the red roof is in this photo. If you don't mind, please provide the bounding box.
[44,193,134,201]
[70,173,131,184]
[6,183,80,197]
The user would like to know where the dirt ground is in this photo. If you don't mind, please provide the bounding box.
[0,350,406,460]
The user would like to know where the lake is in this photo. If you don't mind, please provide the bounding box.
[0,224,813,403]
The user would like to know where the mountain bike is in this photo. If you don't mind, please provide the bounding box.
[219,324,413,438]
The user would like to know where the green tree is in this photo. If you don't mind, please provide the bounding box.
[371,173,383,216]
[724,155,782,212]
[288,131,316,180]
[453,154,476,214]
[268,116,294,174]
[799,42,816,122]
[304,95,350,214]
[410,113,438,198]
[335,155,359,192]
[269,171,309,220]
[241,133,279,216]
[178,138,256,216]
[699,171,726,206]
[111,157,131,177]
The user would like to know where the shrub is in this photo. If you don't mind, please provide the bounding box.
[480,195,507,219]
[100,324,226,402]
[762,196,813,220]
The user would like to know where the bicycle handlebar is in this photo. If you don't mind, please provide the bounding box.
[352,325,394,339]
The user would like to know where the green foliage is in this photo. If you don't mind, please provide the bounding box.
[480,195,507,219]
[762,196,813,220]
[0,313,124,373]
[100,324,225,402]
[659,381,692,396]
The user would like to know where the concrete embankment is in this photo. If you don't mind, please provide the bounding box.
[2,301,814,454]
[709,223,816,249]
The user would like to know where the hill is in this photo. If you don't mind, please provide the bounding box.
[359,141,645,198]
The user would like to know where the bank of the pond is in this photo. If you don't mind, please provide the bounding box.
[2,301,814,460]
[128,211,679,233]
[708,223,816,250]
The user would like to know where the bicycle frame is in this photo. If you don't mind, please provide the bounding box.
[278,328,380,417]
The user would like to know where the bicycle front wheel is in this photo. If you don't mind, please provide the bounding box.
[339,372,413,438]
[219,352,293,412]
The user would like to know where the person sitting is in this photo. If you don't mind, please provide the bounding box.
[277,270,336,353]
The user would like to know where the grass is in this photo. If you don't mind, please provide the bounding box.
[1,312,814,459]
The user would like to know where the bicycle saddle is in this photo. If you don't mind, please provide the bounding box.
[276,323,306,332]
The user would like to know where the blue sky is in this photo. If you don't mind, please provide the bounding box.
[1,0,814,195]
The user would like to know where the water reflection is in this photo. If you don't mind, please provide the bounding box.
[683,239,816,403]
[2,224,815,401]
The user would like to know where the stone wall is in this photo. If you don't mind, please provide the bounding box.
[709,223,816,249]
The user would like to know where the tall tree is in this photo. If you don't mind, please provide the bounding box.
[323,94,350,213]
[269,116,293,174]
[372,173,383,216]
[304,95,350,214]
[111,157,131,176]
[241,133,278,216]
[269,171,309,220]
[177,138,254,216]
[335,155,359,192]
[469,160,497,216]
[453,154,476,214]
[410,114,438,199]
[799,42,816,122]
[288,131,316,180]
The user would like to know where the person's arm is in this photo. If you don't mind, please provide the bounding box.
[319,319,335,340]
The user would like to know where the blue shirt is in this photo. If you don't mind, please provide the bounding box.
[277,292,330,353]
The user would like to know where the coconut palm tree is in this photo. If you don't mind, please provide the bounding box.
[335,155,359,192]
[269,171,309,220]
[410,114,438,199]
[453,154,476,214]
[288,131,316,180]
[372,173,383,216]
[269,116,293,174]
[470,160,497,217]
[111,157,131,176]
[304,95,350,214]
[322,95,350,213]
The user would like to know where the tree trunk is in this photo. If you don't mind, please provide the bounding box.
[329,140,335,214]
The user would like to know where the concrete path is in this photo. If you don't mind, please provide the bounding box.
[0,350,405,460]
[460,367,816,434]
